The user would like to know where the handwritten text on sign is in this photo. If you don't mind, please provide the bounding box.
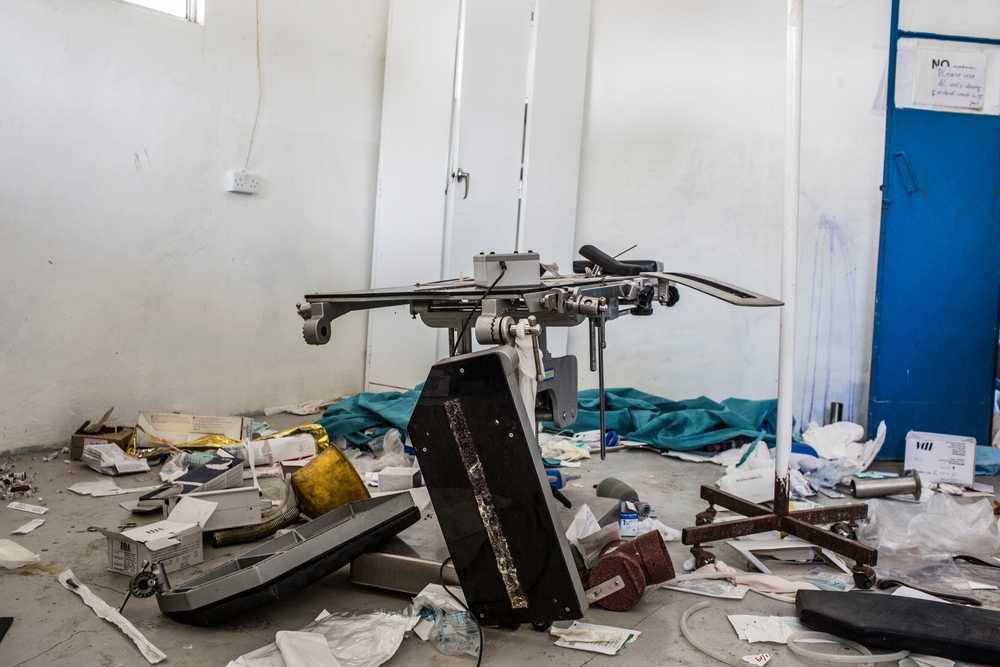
[914,48,988,110]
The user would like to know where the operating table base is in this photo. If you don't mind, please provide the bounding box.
[681,486,878,589]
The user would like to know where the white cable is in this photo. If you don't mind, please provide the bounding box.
[679,602,743,667]
[786,631,908,665]
[243,0,262,171]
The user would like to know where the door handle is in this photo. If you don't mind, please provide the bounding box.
[893,152,919,194]
[454,169,470,199]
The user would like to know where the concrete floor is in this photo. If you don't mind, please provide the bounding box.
[3,414,1000,667]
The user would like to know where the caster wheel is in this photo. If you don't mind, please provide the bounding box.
[691,546,716,568]
[501,623,521,631]
[852,566,876,590]
[830,522,857,540]
[531,621,552,632]
[695,506,717,526]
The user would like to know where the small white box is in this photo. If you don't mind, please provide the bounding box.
[904,430,976,488]
[100,520,203,575]
[164,486,264,531]
[378,467,422,493]
[619,501,639,537]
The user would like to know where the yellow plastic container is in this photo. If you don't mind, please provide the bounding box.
[291,446,370,518]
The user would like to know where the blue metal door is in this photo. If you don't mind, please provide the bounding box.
[869,10,1000,457]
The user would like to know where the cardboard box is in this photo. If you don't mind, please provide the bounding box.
[619,501,639,537]
[904,430,976,487]
[71,425,135,460]
[99,520,203,575]
[164,486,264,531]
[135,412,252,449]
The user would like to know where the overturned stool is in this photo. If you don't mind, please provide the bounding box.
[588,531,674,611]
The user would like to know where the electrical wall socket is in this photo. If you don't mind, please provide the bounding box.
[226,170,259,194]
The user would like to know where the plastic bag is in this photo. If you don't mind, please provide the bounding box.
[346,429,414,474]
[412,584,480,657]
[858,494,1000,557]
[228,609,415,667]
[874,551,972,596]
[805,461,854,488]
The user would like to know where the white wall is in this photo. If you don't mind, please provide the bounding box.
[0,0,389,450]
[571,0,891,429]
[0,0,893,451]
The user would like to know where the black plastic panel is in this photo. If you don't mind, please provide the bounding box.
[408,349,586,626]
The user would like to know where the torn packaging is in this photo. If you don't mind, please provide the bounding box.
[408,347,587,627]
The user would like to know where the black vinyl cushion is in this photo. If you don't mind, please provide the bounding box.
[796,590,1000,665]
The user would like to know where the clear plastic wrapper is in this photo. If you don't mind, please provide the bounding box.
[412,585,480,657]
[876,552,971,596]
[805,461,854,489]
[858,494,1000,557]
[345,429,414,474]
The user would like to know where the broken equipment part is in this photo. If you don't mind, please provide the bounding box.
[155,494,419,625]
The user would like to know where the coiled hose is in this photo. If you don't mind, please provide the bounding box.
[209,505,301,547]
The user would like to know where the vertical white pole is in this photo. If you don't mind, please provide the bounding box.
[775,0,803,510]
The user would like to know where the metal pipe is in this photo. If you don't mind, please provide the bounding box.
[842,470,921,500]
[774,0,804,515]
[599,315,607,461]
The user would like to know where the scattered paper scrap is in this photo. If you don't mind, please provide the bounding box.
[742,654,772,666]
[728,616,815,644]
[7,501,48,515]
[69,479,121,496]
[58,569,166,664]
[12,519,44,534]
[551,621,639,655]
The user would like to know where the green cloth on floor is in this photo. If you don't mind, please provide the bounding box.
[316,385,782,452]
[552,388,781,452]
[316,387,422,445]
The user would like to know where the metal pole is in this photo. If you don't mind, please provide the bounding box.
[598,315,607,461]
[775,0,803,515]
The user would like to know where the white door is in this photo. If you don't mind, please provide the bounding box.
[367,0,591,390]
[442,0,535,281]
[366,0,461,392]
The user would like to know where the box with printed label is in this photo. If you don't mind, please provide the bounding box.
[904,430,976,487]
[70,425,135,460]
[619,501,639,537]
[99,520,203,575]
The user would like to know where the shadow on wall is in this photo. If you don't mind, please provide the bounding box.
[798,213,859,429]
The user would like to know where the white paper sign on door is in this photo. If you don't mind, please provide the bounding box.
[914,48,988,109]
